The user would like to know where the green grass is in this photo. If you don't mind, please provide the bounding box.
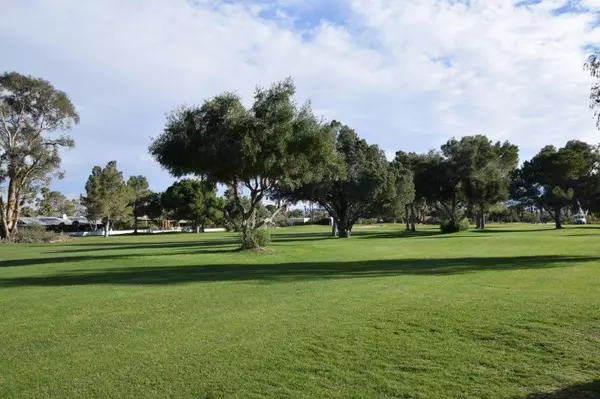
[1,224,599,398]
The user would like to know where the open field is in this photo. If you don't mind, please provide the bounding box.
[0,224,599,398]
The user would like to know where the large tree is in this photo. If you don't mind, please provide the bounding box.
[81,161,132,237]
[275,122,400,238]
[387,153,416,229]
[416,150,466,230]
[149,78,336,247]
[442,136,519,229]
[0,71,78,238]
[516,141,600,229]
[162,179,221,233]
[127,175,150,234]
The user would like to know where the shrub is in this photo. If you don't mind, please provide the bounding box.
[7,225,61,244]
[314,217,332,226]
[440,218,470,234]
[521,213,540,224]
[238,228,271,249]
[358,218,378,225]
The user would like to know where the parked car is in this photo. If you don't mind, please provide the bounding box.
[573,215,587,225]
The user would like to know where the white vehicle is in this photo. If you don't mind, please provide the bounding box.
[573,215,587,225]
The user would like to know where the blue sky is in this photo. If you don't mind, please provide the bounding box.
[1,0,600,199]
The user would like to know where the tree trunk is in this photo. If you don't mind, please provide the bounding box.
[554,209,562,229]
[134,215,138,234]
[410,205,416,232]
[338,225,349,238]
[405,204,410,231]
[480,204,486,229]
[0,211,9,240]
[331,219,337,237]
[104,220,110,237]
[475,213,481,229]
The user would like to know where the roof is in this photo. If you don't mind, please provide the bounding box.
[18,216,102,226]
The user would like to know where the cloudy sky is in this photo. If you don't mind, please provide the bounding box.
[2,0,599,198]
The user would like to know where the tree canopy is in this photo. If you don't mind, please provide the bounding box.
[161,179,222,233]
[127,175,151,233]
[0,71,78,238]
[81,161,131,237]
[274,122,400,238]
[515,141,600,229]
[149,78,337,247]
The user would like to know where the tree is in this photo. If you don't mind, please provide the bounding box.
[387,153,416,228]
[275,122,400,238]
[149,78,336,248]
[391,151,422,231]
[81,161,132,237]
[516,141,600,229]
[442,136,518,229]
[0,71,79,238]
[161,179,221,233]
[127,175,150,234]
[36,187,74,216]
[415,149,467,231]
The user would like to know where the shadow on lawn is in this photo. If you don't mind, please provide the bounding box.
[513,380,600,398]
[0,254,598,287]
[0,247,237,268]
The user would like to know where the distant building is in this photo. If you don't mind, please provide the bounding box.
[18,215,104,232]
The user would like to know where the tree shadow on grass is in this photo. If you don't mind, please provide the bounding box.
[56,239,238,255]
[0,247,238,268]
[512,380,600,398]
[352,230,442,239]
[0,255,598,287]
[471,228,557,234]
[272,232,333,242]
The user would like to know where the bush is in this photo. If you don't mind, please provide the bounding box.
[440,218,470,234]
[521,213,540,224]
[424,217,441,225]
[7,226,61,244]
[358,218,378,225]
[238,228,271,249]
[314,217,332,226]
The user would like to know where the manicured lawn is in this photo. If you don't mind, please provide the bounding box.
[0,224,599,398]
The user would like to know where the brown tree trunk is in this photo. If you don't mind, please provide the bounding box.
[554,209,562,229]
[104,220,110,237]
[331,219,337,237]
[405,204,410,231]
[410,205,416,232]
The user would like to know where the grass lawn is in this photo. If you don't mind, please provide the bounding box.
[0,224,599,398]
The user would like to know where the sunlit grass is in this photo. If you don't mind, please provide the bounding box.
[0,224,599,398]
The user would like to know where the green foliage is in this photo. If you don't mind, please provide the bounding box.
[35,187,75,216]
[149,78,337,245]
[275,122,402,238]
[127,175,150,232]
[6,225,59,243]
[238,228,271,249]
[162,179,221,232]
[0,71,78,238]
[81,161,132,236]
[440,218,470,234]
[314,217,332,226]
[515,141,600,229]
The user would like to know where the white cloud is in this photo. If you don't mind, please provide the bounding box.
[0,0,598,196]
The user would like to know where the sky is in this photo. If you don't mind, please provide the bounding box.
[1,0,600,199]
